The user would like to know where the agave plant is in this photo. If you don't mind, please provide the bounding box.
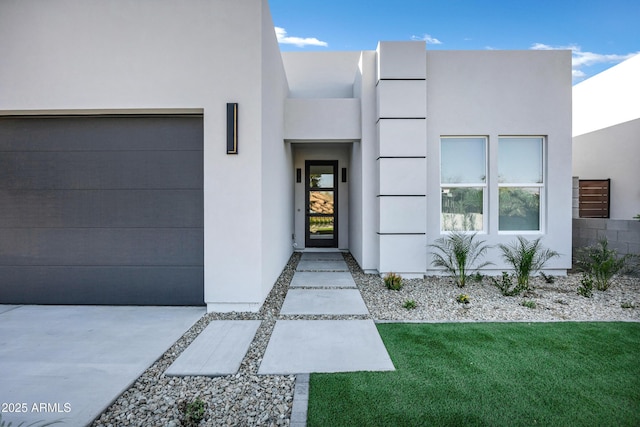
[498,236,559,293]
[430,232,493,287]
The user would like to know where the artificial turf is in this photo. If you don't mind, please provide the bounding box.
[307,322,640,427]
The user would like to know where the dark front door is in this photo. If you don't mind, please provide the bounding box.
[305,160,338,248]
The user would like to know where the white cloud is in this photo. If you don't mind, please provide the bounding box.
[274,27,328,48]
[531,43,638,80]
[411,34,442,45]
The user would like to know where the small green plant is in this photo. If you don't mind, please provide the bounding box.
[456,294,470,304]
[491,272,521,296]
[384,272,403,290]
[540,272,556,284]
[471,272,484,283]
[621,301,635,309]
[430,232,493,287]
[498,236,560,293]
[403,299,417,310]
[634,214,640,221]
[181,398,206,427]
[521,300,537,309]
[577,273,594,298]
[574,239,632,291]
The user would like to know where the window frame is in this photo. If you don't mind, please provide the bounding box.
[439,136,488,234]
[497,136,546,234]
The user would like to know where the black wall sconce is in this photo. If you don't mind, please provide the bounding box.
[342,167,347,183]
[226,103,238,154]
[296,168,302,183]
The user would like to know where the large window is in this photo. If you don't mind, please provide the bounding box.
[440,137,487,232]
[498,137,544,231]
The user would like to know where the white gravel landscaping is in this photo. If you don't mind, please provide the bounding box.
[92,251,639,426]
[346,254,640,323]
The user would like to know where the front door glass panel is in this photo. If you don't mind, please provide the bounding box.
[308,191,334,214]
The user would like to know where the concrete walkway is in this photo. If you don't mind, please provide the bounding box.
[259,251,395,375]
[168,251,394,377]
[0,305,204,427]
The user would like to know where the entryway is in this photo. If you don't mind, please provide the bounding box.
[292,143,350,251]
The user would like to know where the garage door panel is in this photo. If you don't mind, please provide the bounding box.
[0,116,204,306]
[0,189,203,228]
[0,266,204,305]
[0,116,203,152]
[0,151,203,190]
[1,228,203,266]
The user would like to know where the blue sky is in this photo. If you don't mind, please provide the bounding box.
[269,0,640,83]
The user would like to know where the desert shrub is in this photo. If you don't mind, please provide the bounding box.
[540,272,556,284]
[621,301,635,309]
[181,398,206,427]
[574,239,632,291]
[471,272,484,283]
[498,236,559,293]
[491,271,521,296]
[384,272,403,290]
[403,299,417,310]
[521,300,537,309]
[577,274,594,298]
[430,232,493,287]
[456,294,470,304]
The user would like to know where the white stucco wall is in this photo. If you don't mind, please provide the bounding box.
[374,42,428,277]
[0,0,290,311]
[573,54,640,137]
[351,51,380,273]
[426,50,573,273]
[259,0,293,300]
[282,51,361,98]
[572,54,640,221]
[573,118,640,219]
[284,99,361,141]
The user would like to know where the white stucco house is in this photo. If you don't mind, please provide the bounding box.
[573,53,640,220]
[0,0,573,311]
[572,53,640,256]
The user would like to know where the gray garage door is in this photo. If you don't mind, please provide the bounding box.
[0,116,204,305]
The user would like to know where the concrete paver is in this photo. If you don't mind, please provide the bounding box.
[296,260,348,272]
[0,304,20,315]
[165,320,261,376]
[290,374,309,427]
[290,271,356,288]
[280,289,369,315]
[0,305,204,427]
[258,320,395,375]
[300,252,344,261]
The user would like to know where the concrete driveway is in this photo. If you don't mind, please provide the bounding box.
[0,305,204,427]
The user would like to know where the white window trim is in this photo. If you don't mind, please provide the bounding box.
[497,136,546,234]
[439,136,488,234]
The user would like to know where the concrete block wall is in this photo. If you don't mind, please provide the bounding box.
[572,218,640,257]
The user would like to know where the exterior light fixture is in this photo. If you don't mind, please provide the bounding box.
[226,103,238,154]
[342,167,347,183]
[296,168,302,183]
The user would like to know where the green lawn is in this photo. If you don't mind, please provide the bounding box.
[308,322,640,427]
